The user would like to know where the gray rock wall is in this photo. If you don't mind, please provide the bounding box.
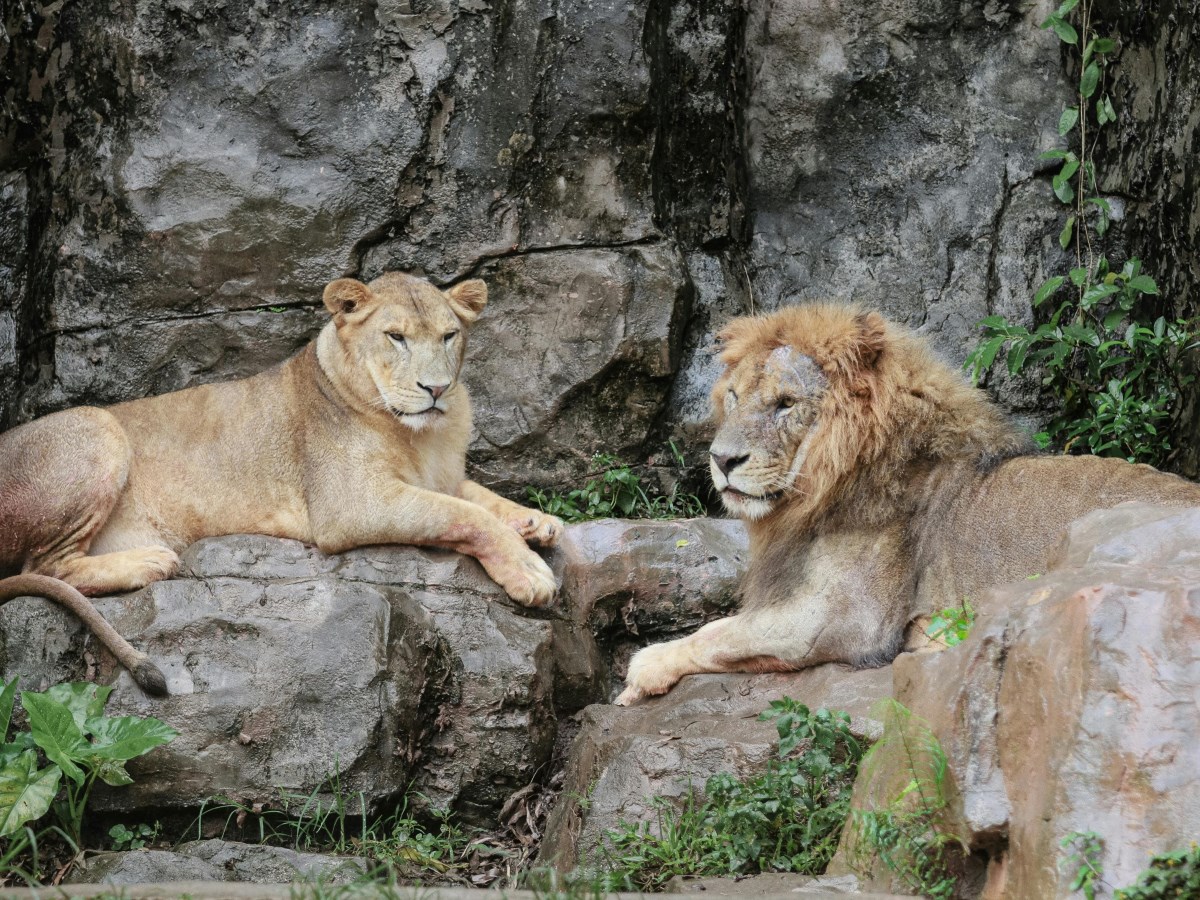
[2,0,1197,483]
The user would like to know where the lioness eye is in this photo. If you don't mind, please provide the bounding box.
[444,330,459,343]
[777,397,795,411]
[387,333,406,346]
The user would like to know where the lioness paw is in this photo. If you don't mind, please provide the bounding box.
[489,548,557,608]
[509,511,563,548]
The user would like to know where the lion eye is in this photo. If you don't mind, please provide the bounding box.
[386,333,407,347]
[443,330,459,343]
[777,397,795,411]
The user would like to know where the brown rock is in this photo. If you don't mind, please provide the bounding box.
[539,666,893,872]
[836,504,1200,897]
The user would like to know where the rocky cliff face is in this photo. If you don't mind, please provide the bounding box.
[13,0,1190,487]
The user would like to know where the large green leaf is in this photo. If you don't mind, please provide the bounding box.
[1035,276,1066,306]
[45,683,113,733]
[0,751,61,836]
[0,679,17,742]
[1058,106,1080,136]
[21,693,88,784]
[96,760,134,787]
[1126,274,1158,295]
[85,716,178,763]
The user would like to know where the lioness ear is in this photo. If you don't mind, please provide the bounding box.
[323,278,374,317]
[445,279,488,324]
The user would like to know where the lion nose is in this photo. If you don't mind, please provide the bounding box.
[710,451,748,476]
[419,381,449,400]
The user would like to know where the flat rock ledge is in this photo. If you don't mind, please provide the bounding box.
[71,839,367,886]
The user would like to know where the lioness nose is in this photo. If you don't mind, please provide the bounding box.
[419,381,449,400]
[711,451,748,476]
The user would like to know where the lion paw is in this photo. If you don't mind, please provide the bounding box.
[508,511,564,548]
[487,547,558,608]
[614,642,683,706]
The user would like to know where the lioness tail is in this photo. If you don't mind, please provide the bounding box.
[0,574,168,697]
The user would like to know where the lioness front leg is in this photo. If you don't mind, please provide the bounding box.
[311,483,557,607]
[458,480,564,548]
[615,607,843,706]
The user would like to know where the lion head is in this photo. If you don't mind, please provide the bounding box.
[708,304,1027,528]
[317,272,489,431]
[708,305,888,521]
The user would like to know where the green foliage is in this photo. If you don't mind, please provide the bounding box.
[925,601,975,647]
[966,0,1198,468]
[527,445,706,523]
[108,821,159,851]
[358,803,471,879]
[0,680,176,851]
[1060,830,1104,900]
[599,699,864,891]
[195,783,475,882]
[1115,844,1200,899]
[848,701,961,900]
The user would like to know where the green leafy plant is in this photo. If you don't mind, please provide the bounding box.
[527,446,706,523]
[1115,844,1200,899]
[1060,830,1105,899]
[358,801,471,879]
[925,601,976,648]
[108,821,159,851]
[965,0,1197,467]
[194,784,479,884]
[848,701,962,900]
[599,699,864,891]
[0,679,176,853]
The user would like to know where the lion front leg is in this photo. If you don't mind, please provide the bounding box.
[615,607,842,706]
[458,480,564,548]
[311,483,558,607]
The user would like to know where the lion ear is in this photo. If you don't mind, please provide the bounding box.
[850,311,887,370]
[323,278,375,318]
[445,279,488,324]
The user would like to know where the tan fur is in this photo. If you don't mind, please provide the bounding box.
[617,304,1200,705]
[0,272,563,694]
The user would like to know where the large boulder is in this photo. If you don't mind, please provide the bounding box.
[1,535,560,824]
[0,518,750,828]
[539,666,893,872]
[834,504,1200,897]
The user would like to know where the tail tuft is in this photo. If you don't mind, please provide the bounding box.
[133,660,169,697]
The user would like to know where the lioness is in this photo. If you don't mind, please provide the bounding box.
[0,272,562,695]
[616,304,1200,705]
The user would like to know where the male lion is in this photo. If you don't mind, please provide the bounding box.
[616,303,1200,705]
[0,272,562,696]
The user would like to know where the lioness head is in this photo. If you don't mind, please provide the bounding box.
[708,305,887,521]
[320,272,488,430]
